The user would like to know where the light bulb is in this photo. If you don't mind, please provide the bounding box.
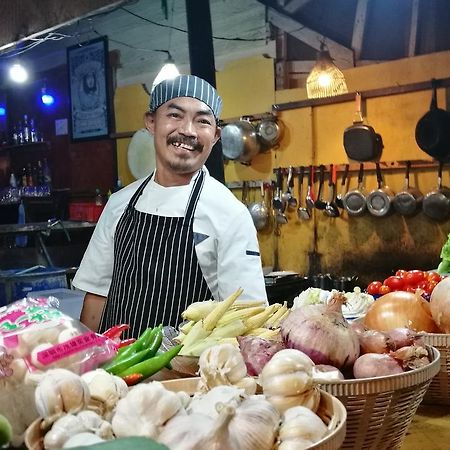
[151,61,180,92]
[9,63,28,83]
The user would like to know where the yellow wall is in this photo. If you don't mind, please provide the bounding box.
[114,51,450,285]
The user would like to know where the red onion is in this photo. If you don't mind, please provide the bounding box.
[350,320,367,335]
[312,364,344,382]
[281,293,360,370]
[358,329,390,354]
[385,327,422,350]
[353,353,404,378]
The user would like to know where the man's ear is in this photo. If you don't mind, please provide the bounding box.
[144,111,155,135]
[213,126,221,146]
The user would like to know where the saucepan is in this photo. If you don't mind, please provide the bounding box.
[366,163,395,217]
[392,161,423,216]
[256,117,283,151]
[221,117,261,164]
[342,163,367,216]
[422,161,450,221]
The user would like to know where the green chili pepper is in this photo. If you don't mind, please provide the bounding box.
[118,344,183,380]
[114,326,155,361]
[105,346,156,375]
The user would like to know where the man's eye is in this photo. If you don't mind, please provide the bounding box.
[168,112,180,118]
[198,118,212,125]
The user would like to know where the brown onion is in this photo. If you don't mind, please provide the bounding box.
[430,277,450,333]
[363,291,438,333]
[353,353,404,378]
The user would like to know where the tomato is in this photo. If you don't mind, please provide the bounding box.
[395,269,408,278]
[425,280,439,295]
[406,286,417,293]
[417,280,429,291]
[404,270,426,287]
[367,281,382,295]
[383,276,405,291]
[427,272,442,283]
[379,284,391,295]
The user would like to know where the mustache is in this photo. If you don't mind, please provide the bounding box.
[167,135,203,152]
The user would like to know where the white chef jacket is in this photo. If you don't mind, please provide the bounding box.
[72,168,268,303]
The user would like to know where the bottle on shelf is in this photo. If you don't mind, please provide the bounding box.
[42,158,52,188]
[26,163,33,187]
[30,118,38,143]
[16,121,24,145]
[12,125,19,145]
[95,188,103,206]
[21,167,27,187]
[23,114,30,143]
[9,173,17,188]
[37,160,44,185]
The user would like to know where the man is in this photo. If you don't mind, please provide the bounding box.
[73,74,267,338]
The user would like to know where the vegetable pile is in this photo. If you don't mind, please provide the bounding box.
[32,344,339,450]
[175,288,289,357]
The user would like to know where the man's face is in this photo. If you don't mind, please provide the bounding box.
[145,97,220,177]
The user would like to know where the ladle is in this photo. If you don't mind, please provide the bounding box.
[314,165,327,210]
[272,168,284,211]
[297,166,311,220]
[286,166,298,210]
[335,164,349,209]
[324,164,340,217]
[305,166,316,210]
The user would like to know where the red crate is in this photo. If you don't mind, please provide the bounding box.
[69,202,104,222]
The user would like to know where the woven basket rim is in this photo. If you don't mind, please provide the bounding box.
[318,346,440,396]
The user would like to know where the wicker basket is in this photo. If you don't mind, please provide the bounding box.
[422,333,450,405]
[317,346,440,450]
[25,377,346,450]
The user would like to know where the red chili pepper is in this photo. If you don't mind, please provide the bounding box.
[117,338,136,349]
[122,373,143,386]
[102,324,130,340]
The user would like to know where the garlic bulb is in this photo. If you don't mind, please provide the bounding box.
[111,381,185,439]
[187,385,245,418]
[268,387,321,414]
[35,369,90,427]
[158,413,214,450]
[81,369,128,419]
[198,343,256,394]
[210,396,280,450]
[277,406,327,449]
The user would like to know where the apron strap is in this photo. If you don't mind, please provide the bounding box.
[126,172,154,211]
[183,169,205,227]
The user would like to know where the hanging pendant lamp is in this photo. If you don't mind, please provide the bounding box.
[306,43,348,99]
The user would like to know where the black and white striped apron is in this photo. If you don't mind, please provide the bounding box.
[99,170,213,338]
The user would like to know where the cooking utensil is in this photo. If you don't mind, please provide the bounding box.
[256,118,283,150]
[392,161,423,216]
[248,183,269,231]
[221,117,261,164]
[342,163,367,216]
[281,166,293,203]
[305,166,316,210]
[335,163,349,209]
[314,165,327,210]
[324,164,340,218]
[366,163,395,217]
[422,161,450,221]
[343,92,383,162]
[272,168,288,224]
[287,166,298,210]
[297,166,311,220]
[415,79,450,160]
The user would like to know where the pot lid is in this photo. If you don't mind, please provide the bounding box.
[127,129,156,179]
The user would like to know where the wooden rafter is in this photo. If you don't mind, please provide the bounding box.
[283,0,314,14]
[408,0,420,56]
[268,8,354,68]
[351,0,369,62]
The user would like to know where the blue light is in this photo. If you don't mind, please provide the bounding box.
[41,94,55,106]
[0,106,5,116]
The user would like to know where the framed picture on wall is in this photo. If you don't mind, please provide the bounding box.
[67,36,110,141]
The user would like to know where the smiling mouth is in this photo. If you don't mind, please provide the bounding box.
[168,137,203,152]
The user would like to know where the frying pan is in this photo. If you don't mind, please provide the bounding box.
[392,161,423,216]
[415,79,450,161]
[366,163,395,217]
[342,163,367,216]
[343,92,383,162]
[335,163,349,209]
[422,161,450,221]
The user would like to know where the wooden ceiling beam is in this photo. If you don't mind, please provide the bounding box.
[351,0,369,62]
[283,0,314,14]
[0,0,126,52]
[268,8,354,68]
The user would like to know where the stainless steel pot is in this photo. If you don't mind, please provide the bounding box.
[392,161,423,216]
[422,161,450,221]
[343,163,367,216]
[248,183,269,231]
[366,163,395,217]
[256,118,283,150]
[221,117,261,164]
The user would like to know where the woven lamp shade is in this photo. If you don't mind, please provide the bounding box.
[306,49,348,99]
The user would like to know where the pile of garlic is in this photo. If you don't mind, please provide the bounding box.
[33,345,335,450]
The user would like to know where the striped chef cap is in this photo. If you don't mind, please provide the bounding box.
[150,75,222,120]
